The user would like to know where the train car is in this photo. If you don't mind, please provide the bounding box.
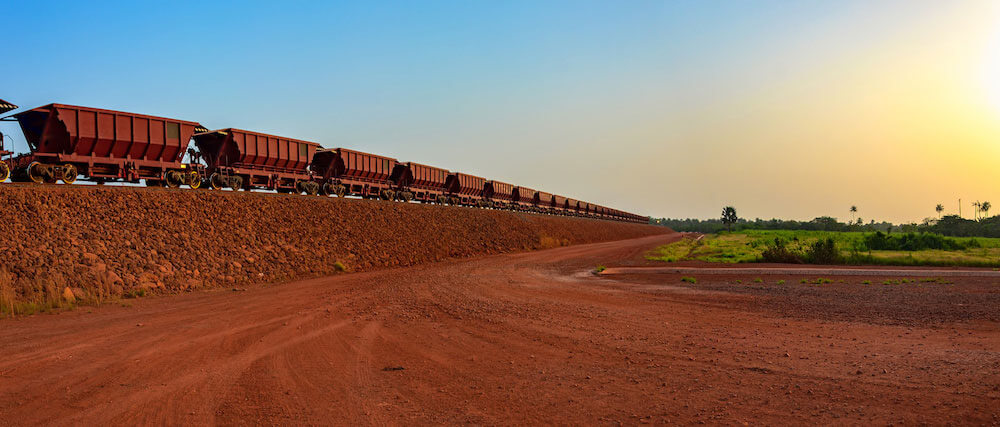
[553,195,568,213]
[7,103,205,186]
[445,173,487,206]
[0,99,19,182]
[566,198,582,216]
[312,148,398,199]
[192,128,320,193]
[484,180,515,208]
[534,191,554,212]
[390,162,449,203]
[513,186,535,211]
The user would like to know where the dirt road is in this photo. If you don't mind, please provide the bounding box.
[1,233,998,425]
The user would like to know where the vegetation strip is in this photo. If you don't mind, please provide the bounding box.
[599,267,1000,277]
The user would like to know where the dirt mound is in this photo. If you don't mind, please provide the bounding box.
[0,184,666,313]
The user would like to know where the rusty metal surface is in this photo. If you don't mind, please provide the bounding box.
[14,104,201,163]
[534,191,553,207]
[485,181,514,201]
[313,148,397,183]
[394,162,449,190]
[513,187,535,204]
[193,128,319,173]
[446,173,485,196]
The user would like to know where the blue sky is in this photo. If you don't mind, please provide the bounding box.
[4,1,1000,222]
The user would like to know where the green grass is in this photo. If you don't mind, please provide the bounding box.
[680,276,697,284]
[646,230,1000,268]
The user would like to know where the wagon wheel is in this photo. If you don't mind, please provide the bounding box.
[165,171,182,188]
[208,172,225,190]
[322,182,334,196]
[61,164,78,184]
[436,195,448,204]
[335,185,347,198]
[294,181,305,194]
[400,191,413,202]
[379,189,394,201]
[230,175,244,190]
[449,196,459,205]
[305,182,319,196]
[27,162,47,184]
[0,161,9,182]
[188,171,202,189]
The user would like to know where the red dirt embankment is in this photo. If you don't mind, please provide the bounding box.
[0,184,665,313]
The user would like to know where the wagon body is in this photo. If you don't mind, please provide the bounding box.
[391,162,449,191]
[9,103,203,182]
[15,104,201,164]
[534,191,554,208]
[311,148,400,198]
[484,181,515,202]
[513,187,535,204]
[193,128,318,174]
[553,195,568,210]
[446,173,485,196]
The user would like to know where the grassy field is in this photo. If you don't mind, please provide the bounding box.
[647,230,1000,267]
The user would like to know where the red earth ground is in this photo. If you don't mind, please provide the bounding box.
[1,232,998,425]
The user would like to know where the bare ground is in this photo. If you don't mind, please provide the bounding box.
[1,233,998,425]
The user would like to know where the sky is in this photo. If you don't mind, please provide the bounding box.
[2,0,1000,223]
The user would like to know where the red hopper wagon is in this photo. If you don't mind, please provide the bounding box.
[389,162,450,203]
[192,128,320,193]
[445,173,486,206]
[7,103,204,186]
[312,148,398,199]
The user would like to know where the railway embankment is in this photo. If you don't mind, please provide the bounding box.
[0,184,666,314]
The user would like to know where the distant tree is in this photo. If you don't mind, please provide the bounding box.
[935,203,944,218]
[982,201,991,219]
[850,205,857,222]
[856,217,863,226]
[973,201,983,221]
[721,206,738,232]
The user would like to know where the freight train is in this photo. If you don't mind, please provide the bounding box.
[0,100,648,223]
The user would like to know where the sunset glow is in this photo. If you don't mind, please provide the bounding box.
[1,1,999,223]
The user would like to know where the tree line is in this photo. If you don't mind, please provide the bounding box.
[651,204,1000,238]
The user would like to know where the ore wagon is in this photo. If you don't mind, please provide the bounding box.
[445,173,486,206]
[533,191,554,212]
[484,181,515,207]
[553,195,568,213]
[389,162,450,203]
[7,103,204,186]
[513,186,535,210]
[312,148,398,199]
[192,128,320,193]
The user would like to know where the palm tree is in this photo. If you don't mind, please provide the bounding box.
[982,201,991,219]
[935,203,944,218]
[973,201,982,221]
[721,206,738,232]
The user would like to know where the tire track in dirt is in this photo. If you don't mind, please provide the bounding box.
[0,233,998,424]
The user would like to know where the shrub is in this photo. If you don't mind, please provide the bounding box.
[333,261,347,273]
[862,231,971,251]
[760,238,804,263]
[776,279,786,285]
[680,276,697,284]
[753,277,763,283]
[805,238,841,264]
[594,265,607,274]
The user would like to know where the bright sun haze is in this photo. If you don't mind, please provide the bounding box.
[1,0,998,224]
